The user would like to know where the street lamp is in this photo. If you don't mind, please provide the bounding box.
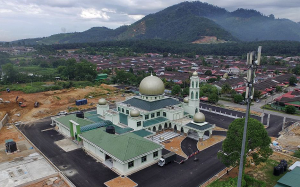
[237,46,262,187]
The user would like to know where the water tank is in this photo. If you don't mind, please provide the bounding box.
[280,160,288,171]
[76,111,84,118]
[278,164,284,174]
[106,126,115,134]
[5,141,17,153]
[273,166,281,176]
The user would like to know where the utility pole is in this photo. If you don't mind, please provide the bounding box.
[237,46,262,187]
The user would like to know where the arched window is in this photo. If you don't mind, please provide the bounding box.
[192,81,194,88]
[196,92,198,99]
[191,91,194,99]
[196,81,198,88]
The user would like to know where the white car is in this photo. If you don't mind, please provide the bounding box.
[57,111,68,116]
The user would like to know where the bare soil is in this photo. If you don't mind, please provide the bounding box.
[104,176,137,187]
[0,84,124,123]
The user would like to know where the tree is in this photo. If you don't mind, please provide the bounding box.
[207,78,216,83]
[208,93,218,104]
[285,105,296,114]
[294,150,300,158]
[221,83,232,94]
[2,63,18,83]
[171,85,181,95]
[129,67,134,74]
[253,90,261,99]
[204,70,212,75]
[225,65,229,68]
[274,70,279,75]
[233,94,244,103]
[163,52,168,57]
[289,76,297,85]
[275,86,282,92]
[218,118,272,167]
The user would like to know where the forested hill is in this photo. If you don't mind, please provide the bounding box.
[14,1,300,44]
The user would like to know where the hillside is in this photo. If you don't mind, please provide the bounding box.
[14,1,300,44]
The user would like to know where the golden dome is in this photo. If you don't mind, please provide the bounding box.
[139,75,165,96]
[192,71,198,76]
[98,98,107,105]
[193,112,205,123]
[130,110,140,117]
[183,97,189,103]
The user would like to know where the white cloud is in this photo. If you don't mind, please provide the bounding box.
[101,8,116,13]
[0,9,12,13]
[80,8,110,20]
[128,14,145,20]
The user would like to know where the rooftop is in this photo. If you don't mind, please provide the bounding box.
[55,114,93,128]
[80,128,162,163]
[123,97,180,111]
[275,166,300,187]
[143,117,169,127]
[186,122,213,131]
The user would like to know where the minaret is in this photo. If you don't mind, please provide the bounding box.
[189,71,200,113]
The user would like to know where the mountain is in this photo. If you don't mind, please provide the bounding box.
[14,1,300,44]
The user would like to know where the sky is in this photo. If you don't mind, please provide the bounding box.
[0,0,299,41]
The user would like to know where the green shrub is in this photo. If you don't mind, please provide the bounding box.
[285,105,296,114]
[294,150,300,158]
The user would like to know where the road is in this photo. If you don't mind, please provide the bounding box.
[130,142,225,187]
[18,118,118,187]
[201,103,295,137]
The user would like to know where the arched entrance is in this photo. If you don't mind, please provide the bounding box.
[174,125,177,132]
[164,123,168,129]
[159,125,162,131]
[153,126,156,132]
[169,123,172,128]
[181,127,184,134]
[187,129,199,140]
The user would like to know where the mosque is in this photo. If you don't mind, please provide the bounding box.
[52,71,214,175]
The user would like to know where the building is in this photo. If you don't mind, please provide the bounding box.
[274,166,300,187]
[52,71,214,175]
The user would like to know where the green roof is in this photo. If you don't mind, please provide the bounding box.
[276,167,300,187]
[123,97,180,111]
[80,128,162,162]
[143,117,168,127]
[112,125,133,134]
[186,122,213,131]
[132,129,154,137]
[86,115,105,123]
[55,114,93,128]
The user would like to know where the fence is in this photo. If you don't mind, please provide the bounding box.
[0,113,9,131]
[200,106,240,119]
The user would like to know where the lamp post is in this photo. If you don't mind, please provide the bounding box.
[237,47,262,187]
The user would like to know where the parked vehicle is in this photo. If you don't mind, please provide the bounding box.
[158,152,176,167]
[57,111,67,116]
[34,101,39,108]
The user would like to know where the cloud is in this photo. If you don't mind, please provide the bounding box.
[128,14,145,20]
[80,8,110,20]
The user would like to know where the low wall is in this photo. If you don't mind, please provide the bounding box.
[0,113,9,131]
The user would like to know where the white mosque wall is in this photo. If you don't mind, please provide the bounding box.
[97,104,109,116]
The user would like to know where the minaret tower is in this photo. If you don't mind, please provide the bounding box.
[189,71,200,114]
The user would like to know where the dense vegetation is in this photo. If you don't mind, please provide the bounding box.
[0,58,97,84]
[35,40,300,56]
[13,1,300,45]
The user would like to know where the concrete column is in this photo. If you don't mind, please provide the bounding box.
[267,114,271,127]
[209,129,213,138]
[261,113,264,124]
[282,117,286,130]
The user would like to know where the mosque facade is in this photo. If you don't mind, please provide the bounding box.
[52,71,214,175]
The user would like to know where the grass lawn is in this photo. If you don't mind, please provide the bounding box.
[16,66,58,76]
[210,159,291,187]
[261,104,300,116]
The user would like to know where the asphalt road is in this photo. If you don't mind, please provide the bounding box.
[130,142,225,187]
[181,137,199,156]
[201,103,295,137]
[18,118,118,187]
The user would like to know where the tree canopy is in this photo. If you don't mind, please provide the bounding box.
[218,118,272,167]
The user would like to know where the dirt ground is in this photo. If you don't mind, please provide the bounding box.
[162,136,188,158]
[0,125,24,144]
[0,84,125,123]
[225,106,262,116]
[197,135,226,151]
[104,176,137,187]
[213,126,228,131]
[276,125,300,152]
[24,176,69,187]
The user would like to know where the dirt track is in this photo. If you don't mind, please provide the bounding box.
[0,84,123,123]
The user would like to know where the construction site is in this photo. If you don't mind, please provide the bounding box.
[0,84,124,123]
